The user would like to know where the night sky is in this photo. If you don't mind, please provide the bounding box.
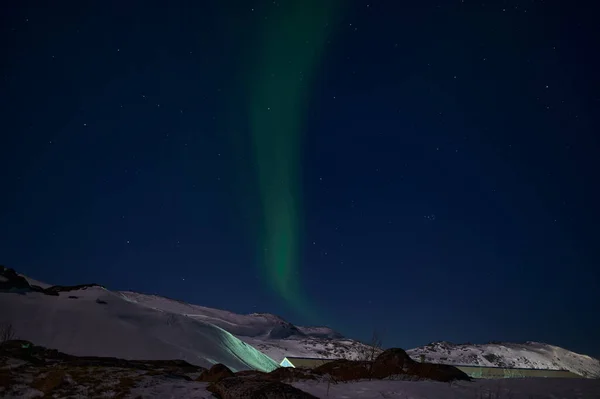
[2,1,599,357]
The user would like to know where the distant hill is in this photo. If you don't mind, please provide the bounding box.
[407,341,600,378]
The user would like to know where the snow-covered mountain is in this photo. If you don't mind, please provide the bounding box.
[113,291,600,377]
[407,341,600,379]
[117,290,372,362]
[3,266,600,379]
[1,266,370,369]
[0,269,278,372]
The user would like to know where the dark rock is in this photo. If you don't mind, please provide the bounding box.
[196,363,234,382]
[0,340,34,352]
[207,377,318,399]
[1,265,102,296]
[313,359,372,381]
[0,340,203,374]
[370,347,470,382]
[0,266,32,291]
[268,321,305,339]
[68,296,79,299]
[371,348,415,378]
[483,353,500,363]
[44,283,104,294]
[95,298,108,305]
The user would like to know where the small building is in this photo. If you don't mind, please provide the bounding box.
[454,365,582,379]
[280,356,338,369]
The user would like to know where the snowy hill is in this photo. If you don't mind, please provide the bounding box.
[118,291,307,339]
[118,291,341,340]
[0,272,278,372]
[118,290,372,362]
[407,341,600,379]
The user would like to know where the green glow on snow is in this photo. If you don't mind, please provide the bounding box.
[247,1,339,318]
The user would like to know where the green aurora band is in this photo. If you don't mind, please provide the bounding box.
[247,1,339,318]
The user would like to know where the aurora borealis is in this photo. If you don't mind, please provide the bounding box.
[246,1,339,318]
[2,0,599,357]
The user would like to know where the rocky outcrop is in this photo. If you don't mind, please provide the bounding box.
[0,265,102,296]
[371,347,415,378]
[0,266,31,291]
[44,284,104,294]
[207,377,318,399]
[0,340,203,398]
[0,340,204,374]
[196,363,234,382]
[371,348,470,382]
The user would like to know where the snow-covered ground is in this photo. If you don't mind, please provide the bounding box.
[4,364,599,399]
[294,378,600,399]
[0,285,278,372]
[87,378,600,398]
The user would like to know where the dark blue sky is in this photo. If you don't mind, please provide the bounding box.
[2,0,599,357]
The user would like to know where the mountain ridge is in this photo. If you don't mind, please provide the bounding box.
[2,265,599,378]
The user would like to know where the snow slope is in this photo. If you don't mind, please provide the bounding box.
[118,291,341,340]
[19,274,52,289]
[118,290,374,362]
[0,285,278,372]
[407,341,600,379]
[297,378,600,399]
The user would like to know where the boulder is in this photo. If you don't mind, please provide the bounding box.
[196,363,234,382]
[371,348,415,378]
[207,377,318,399]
